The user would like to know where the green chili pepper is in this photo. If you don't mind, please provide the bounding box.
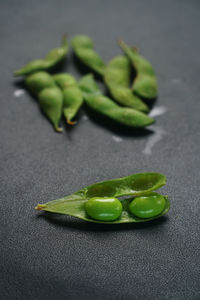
[53,73,83,125]
[104,55,149,112]
[25,71,63,132]
[119,40,158,99]
[129,192,166,218]
[79,74,155,128]
[35,172,170,224]
[14,34,68,76]
[72,35,105,76]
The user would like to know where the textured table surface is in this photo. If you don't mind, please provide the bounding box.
[1,0,200,299]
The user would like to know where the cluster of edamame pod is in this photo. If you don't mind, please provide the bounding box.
[14,34,158,131]
[35,172,170,223]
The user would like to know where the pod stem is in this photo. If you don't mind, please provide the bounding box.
[62,32,68,40]
[131,46,139,53]
[62,33,68,46]
[118,39,126,48]
[118,40,131,54]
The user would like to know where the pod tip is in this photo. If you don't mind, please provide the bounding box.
[55,127,63,133]
[35,204,47,211]
[67,120,76,126]
[13,71,20,77]
[150,118,156,125]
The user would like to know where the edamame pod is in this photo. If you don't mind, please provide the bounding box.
[25,71,63,132]
[35,172,170,224]
[79,74,155,128]
[72,35,105,76]
[25,71,55,95]
[53,73,83,125]
[38,87,63,132]
[119,40,158,99]
[104,56,149,112]
[14,35,68,76]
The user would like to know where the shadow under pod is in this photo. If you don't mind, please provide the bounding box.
[83,103,155,139]
[36,211,169,233]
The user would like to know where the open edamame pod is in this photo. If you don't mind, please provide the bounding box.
[25,71,63,132]
[104,56,149,112]
[119,40,158,99]
[14,34,68,76]
[53,73,83,125]
[79,74,155,128]
[35,172,170,224]
[72,35,105,76]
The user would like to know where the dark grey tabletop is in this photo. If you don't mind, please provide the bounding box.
[1,0,200,299]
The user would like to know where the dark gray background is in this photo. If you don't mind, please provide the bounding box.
[1,0,200,299]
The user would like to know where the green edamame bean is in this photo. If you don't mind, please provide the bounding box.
[119,40,158,99]
[72,35,105,76]
[129,192,166,218]
[104,56,149,112]
[85,197,122,221]
[25,72,63,132]
[35,172,170,224]
[53,73,83,125]
[79,74,155,128]
[14,34,68,76]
